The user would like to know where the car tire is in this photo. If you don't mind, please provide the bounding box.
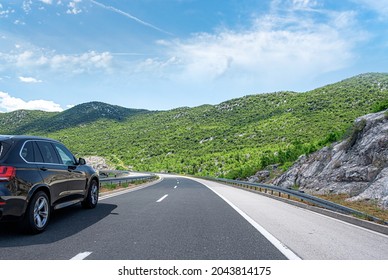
[23,191,50,234]
[82,179,99,209]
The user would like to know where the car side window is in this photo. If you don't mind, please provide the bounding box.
[21,141,34,162]
[32,141,44,163]
[36,141,61,164]
[20,141,44,163]
[54,144,76,166]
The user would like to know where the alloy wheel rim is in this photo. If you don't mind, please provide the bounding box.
[91,183,98,205]
[34,196,49,228]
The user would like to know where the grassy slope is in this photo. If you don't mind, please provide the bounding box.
[1,73,388,178]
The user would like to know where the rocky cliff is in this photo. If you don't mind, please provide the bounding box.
[272,110,388,209]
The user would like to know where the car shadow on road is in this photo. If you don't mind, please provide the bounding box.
[0,202,117,247]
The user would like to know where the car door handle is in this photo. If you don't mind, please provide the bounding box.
[40,167,48,171]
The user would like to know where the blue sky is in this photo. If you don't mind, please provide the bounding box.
[0,0,387,112]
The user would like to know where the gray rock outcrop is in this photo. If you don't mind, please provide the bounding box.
[84,156,111,170]
[272,110,388,209]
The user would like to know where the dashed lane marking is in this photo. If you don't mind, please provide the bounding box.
[70,252,92,260]
[156,194,168,202]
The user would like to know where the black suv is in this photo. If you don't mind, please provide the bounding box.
[0,135,99,233]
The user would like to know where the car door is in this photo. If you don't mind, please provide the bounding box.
[34,140,73,207]
[52,143,87,199]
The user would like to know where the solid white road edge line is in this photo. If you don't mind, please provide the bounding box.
[70,252,92,260]
[156,194,168,202]
[201,181,302,260]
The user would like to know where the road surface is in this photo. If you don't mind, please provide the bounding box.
[0,175,387,260]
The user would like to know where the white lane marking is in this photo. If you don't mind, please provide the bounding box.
[174,185,178,189]
[156,194,168,202]
[201,181,302,260]
[70,252,92,260]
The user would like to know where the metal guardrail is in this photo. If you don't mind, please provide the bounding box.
[100,174,157,185]
[204,177,388,225]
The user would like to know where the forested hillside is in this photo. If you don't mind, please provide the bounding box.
[1,73,388,178]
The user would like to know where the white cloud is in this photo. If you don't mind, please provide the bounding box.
[0,91,63,112]
[40,0,53,4]
[1,49,112,75]
[145,1,362,88]
[22,0,32,14]
[67,0,82,15]
[19,76,43,83]
[14,19,26,25]
[0,4,14,18]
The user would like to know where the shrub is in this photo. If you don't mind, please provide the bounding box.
[344,119,367,150]
[372,100,388,113]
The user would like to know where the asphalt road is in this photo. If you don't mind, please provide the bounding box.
[0,176,289,260]
[193,177,388,260]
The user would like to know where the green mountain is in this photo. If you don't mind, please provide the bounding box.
[0,109,56,131]
[0,101,148,134]
[1,73,388,178]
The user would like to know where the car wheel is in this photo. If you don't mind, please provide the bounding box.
[82,179,99,209]
[24,191,50,234]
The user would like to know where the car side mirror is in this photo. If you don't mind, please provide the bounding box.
[78,158,86,165]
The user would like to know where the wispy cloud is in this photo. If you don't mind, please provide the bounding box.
[1,48,112,75]
[0,91,63,112]
[19,76,43,83]
[135,0,364,93]
[90,0,173,35]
